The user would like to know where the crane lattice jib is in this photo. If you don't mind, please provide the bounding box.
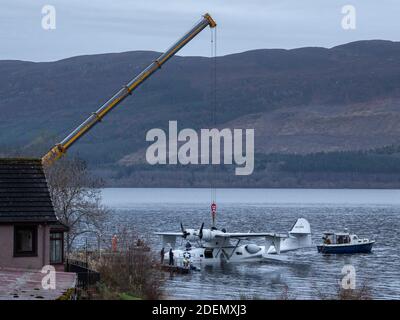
[42,13,216,166]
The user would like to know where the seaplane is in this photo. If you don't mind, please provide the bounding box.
[155,218,312,266]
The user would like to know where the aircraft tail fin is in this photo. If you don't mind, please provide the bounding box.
[289,218,311,235]
[288,218,312,248]
[266,218,312,254]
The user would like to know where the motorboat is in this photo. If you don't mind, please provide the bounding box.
[317,230,375,254]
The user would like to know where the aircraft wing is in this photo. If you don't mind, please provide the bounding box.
[214,232,287,240]
[215,232,287,254]
[154,232,183,237]
[154,232,183,249]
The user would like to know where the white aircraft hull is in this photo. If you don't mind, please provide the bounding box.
[159,218,312,266]
[164,234,312,266]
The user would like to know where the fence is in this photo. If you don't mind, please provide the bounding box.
[65,259,100,289]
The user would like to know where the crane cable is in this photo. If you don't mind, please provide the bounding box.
[210,26,217,227]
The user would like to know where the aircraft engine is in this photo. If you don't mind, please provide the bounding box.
[185,229,198,241]
[200,229,213,241]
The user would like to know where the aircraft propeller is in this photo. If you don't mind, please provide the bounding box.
[199,222,205,240]
[180,222,190,238]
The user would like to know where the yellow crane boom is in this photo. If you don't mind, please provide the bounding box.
[42,13,216,166]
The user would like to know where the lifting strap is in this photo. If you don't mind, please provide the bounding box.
[210,26,217,227]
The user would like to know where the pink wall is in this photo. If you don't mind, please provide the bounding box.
[0,224,51,270]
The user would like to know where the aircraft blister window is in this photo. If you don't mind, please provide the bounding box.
[236,252,242,255]
[244,244,261,254]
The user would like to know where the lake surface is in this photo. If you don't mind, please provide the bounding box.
[100,188,400,300]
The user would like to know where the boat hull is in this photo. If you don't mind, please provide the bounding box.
[317,241,374,254]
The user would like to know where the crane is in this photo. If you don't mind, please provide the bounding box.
[41,13,217,166]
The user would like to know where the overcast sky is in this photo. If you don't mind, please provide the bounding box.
[1,0,399,61]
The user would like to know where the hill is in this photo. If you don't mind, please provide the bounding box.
[1,40,400,187]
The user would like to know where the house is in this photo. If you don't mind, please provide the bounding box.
[0,158,68,270]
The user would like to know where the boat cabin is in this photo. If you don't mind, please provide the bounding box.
[322,232,358,245]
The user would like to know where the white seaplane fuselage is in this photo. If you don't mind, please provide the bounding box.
[158,218,312,266]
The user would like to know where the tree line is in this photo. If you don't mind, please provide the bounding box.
[257,145,400,174]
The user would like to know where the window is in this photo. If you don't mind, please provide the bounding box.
[204,249,213,258]
[50,232,64,264]
[14,225,38,257]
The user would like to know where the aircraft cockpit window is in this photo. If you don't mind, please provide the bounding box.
[204,249,213,258]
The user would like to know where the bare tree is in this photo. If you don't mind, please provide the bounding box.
[45,157,109,255]
[96,228,165,300]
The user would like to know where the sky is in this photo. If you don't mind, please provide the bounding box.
[1,0,399,61]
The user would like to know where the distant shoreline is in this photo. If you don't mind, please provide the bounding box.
[99,188,400,207]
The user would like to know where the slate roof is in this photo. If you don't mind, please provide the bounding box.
[0,158,58,223]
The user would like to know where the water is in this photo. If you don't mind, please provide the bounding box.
[101,188,400,300]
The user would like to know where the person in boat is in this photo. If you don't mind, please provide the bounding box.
[323,236,331,244]
[169,248,174,266]
[183,257,189,268]
[160,247,165,264]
